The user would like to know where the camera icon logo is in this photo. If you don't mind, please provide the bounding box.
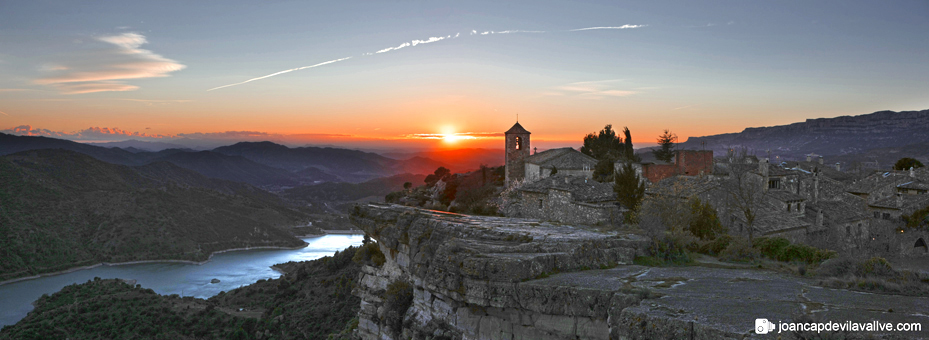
[755,318,775,334]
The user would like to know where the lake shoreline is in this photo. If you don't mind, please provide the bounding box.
[0,243,310,287]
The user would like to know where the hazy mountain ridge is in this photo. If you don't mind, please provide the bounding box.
[213,141,443,183]
[0,149,308,282]
[680,109,929,160]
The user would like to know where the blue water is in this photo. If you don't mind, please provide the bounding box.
[0,234,363,327]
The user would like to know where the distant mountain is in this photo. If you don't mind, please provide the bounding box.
[0,133,145,166]
[680,109,929,161]
[283,173,426,203]
[0,149,308,282]
[383,148,504,173]
[94,139,190,152]
[150,150,302,187]
[213,141,443,183]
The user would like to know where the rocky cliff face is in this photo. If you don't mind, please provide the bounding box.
[681,109,929,160]
[350,204,929,340]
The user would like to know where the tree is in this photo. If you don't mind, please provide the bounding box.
[581,124,623,161]
[622,126,639,162]
[722,147,766,242]
[614,162,646,223]
[402,182,412,190]
[592,159,615,182]
[653,129,677,162]
[893,157,924,171]
[424,167,451,186]
[689,198,725,239]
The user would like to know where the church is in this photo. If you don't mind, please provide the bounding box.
[503,121,624,226]
[504,122,598,184]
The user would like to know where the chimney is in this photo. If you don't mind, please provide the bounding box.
[816,208,824,229]
[760,158,770,192]
[813,171,820,203]
[818,156,824,165]
[911,167,915,178]
[897,192,903,208]
[806,154,812,162]
[835,162,841,172]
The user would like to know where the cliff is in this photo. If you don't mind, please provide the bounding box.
[350,204,929,339]
[680,109,929,160]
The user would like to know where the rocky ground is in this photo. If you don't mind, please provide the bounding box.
[351,203,929,340]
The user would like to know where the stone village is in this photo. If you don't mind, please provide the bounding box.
[500,121,929,257]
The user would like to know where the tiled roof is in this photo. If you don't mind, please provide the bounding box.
[898,181,929,191]
[808,197,870,224]
[767,190,806,203]
[846,172,913,194]
[524,147,598,170]
[518,175,616,203]
[869,194,929,213]
[505,122,531,134]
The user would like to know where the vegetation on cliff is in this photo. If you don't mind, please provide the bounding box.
[0,149,308,282]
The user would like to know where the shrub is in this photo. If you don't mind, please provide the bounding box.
[698,235,732,255]
[382,280,414,335]
[753,237,789,259]
[352,242,385,267]
[719,237,760,262]
[858,257,895,277]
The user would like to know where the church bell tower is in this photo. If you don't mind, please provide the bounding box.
[505,121,531,184]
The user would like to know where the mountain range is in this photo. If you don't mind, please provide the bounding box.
[679,109,929,164]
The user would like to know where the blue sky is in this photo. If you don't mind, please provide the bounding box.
[1,0,927,149]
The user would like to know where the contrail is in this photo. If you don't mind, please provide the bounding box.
[569,25,646,31]
[208,25,645,91]
[207,57,352,91]
[0,110,7,116]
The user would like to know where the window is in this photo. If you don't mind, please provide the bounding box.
[515,136,522,150]
[882,213,890,220]
[846,225,850,235]
[768,179,780,189]
[874,212,880,218]
[538,199,543,209]
[787,203,791,212]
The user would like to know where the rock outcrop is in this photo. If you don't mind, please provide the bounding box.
[681,109,929,160]
[351,204,929,339]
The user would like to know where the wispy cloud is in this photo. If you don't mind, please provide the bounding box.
[0,89,32,93]
[569,25,646,31]
[208,24,646,91]
[35,32,185,94]
[550,79,639,99]
[404,132,502,140]
[2,125,174,140]
[207,57,352,91]
[0,110,8,116]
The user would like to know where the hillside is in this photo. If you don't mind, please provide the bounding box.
[382,148,504,173]
[0,149,308,282]
[283,173,426,203]
[214,142,442,182]
[150,151,301,188]
[0,246,362,340]
[680,109,929,161]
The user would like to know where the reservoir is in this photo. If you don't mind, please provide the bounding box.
[0,234,364,328]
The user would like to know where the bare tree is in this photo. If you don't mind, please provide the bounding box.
[720,146,767,242]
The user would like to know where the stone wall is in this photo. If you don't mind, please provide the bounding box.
[516,189,620,226]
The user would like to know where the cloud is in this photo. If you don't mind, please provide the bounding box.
[551,79,639,99]
[2,125,174,140]
[34,32,185,94]
[0,111,8,116]
[569,25,646,31]
[404,132,502,140]
[178,131,350,140]
[0,89,32,93]
[206,57,351,91]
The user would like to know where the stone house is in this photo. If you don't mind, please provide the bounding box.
[515,175,625,225]
[522,147,597,182]
[616,150,713,184]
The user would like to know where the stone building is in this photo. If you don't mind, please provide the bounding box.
[504,122,531,184]
[522,147,597,182]
[616,150,713,184]
[515,175,624,225]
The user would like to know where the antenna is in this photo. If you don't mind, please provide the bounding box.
[516,113,518,122]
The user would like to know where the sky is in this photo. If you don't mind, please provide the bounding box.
[1,0,927,151]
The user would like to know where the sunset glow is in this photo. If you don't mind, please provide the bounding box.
[1,1,927,151]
